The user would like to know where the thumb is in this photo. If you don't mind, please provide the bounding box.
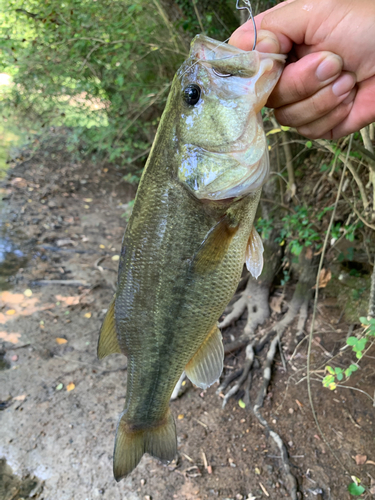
[229,29,281,53]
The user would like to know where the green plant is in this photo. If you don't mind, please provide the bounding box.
[348,479,365,496]
[322,316,375,390]
[278,206,321,256]
[0,0,186,168]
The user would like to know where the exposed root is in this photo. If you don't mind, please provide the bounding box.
[253,405,298,500]
[220,343,254,408]
[219,278,270,333]
[217,251,319,500]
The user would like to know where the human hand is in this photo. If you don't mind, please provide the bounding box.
[230,0,375,139]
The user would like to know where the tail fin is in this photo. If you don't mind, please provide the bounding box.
[113,409,177,481]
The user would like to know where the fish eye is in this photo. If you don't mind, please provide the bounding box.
[183,84,201,106]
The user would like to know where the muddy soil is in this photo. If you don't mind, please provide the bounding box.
[1,131,375,500]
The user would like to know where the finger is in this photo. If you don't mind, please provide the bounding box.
[274,73,356,128]
[267,51,343,108]
[327,76,375,139]
[294,90,356,139]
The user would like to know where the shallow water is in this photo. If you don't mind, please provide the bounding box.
[0,104,31,289]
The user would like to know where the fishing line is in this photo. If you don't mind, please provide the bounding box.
[179,0,257,81]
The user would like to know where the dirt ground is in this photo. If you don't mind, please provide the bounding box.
[1,131,375,500]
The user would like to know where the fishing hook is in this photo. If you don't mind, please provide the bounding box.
[236,0,257,51]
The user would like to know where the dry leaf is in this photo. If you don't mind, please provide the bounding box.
[23,289,33,297]
[84,312,92,318]
[0,291,25,304]
[366,460,375,466]
[0,331,21,344]
[6,309,16,316]
[270,294,283,313]
[318,268,332,288]
[99,244,105,249]
[111,255,120,261]
[56,338,68,345]
[67,383,75,392]
[355,454,367,465]
[13,394,26,401]
[177,414,184,420]
[56,295,80,306]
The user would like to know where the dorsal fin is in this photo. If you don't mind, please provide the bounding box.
[97,296,123,359]
[185,325,224,389]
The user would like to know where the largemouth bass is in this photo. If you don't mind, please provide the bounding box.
[98,35,285,481]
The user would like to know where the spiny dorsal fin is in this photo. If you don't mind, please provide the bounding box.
[245,226,264,279]
[113,409,177,481]
[192,217,239,274]
[97,296,122,359]
[185,325,224,389]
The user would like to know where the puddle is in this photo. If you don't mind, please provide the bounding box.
[0,226,28,291]
[0,458,43,499]
[0,89,33,290]
[0,350,10,371]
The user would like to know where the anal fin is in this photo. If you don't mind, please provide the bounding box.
[245,226,264,279]
[97,296,122,359]
[192,216,239,274]
[185,325,224,389]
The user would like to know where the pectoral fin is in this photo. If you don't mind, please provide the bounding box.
[192,217,239,274]
[97,296,122,359]
[245,226,264,279]
[185,325,224,389]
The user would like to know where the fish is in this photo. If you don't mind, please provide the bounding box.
[98,34,285,481]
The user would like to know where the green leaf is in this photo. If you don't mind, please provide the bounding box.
[356,338,367,352]
[346,337,358,346]
[56,383,63,391]
[347,482,365,495]
[306,140,312,148]
[322,375,335,388]
[336,372,344,381]
[326,366,335,375]
[359,316,369,325]
[238,399,246,409]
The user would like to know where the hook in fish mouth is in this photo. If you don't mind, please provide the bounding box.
[212,68,232,78]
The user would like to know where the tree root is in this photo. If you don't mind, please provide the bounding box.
[220,278,271,354]
[218,251,319,499]
[253,405,298,500]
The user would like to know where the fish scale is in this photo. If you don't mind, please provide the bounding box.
[97,34,285,480]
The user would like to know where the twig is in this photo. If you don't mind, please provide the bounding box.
[192,0,205,33]
[315,139,369,209]
[307,135,354,478]
[31,279,90,286]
